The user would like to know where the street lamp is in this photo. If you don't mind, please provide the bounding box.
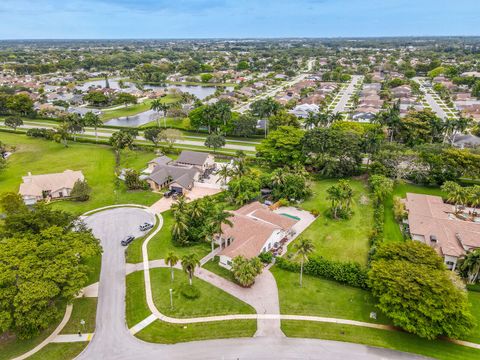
[169,288,173,310]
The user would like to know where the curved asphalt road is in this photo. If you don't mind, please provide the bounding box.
[79,207,427,360]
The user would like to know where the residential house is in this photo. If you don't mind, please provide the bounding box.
[19,170,85,205]
[146,151,214,195]
[217,202,298,269]
[403,193,480,270]
[289,104,319,118]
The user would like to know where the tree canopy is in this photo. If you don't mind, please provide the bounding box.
[369,241,475,340]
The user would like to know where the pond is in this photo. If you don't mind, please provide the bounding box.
[104,109,161,127]
[77,78,232,100]
[81,78,234,127]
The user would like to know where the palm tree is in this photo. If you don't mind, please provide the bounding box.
[293,238,315,287]
[150,99,171,128]
[165,252,179,282]
[212,208,233,236]
[468,185,480,216]
[84,111,103,143]
[459,249,480,284]
[215,165,231,185]
[231,157,248,178]
[181,254,200,286]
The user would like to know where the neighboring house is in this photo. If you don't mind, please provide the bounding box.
[217,202,298,269]
[176,150,215,171]
[289,103,320,118]
[352,111,376,122]
[453,134,480,148]
[146,151,214,195]
[19,170,85,205]
[403,193,480,270]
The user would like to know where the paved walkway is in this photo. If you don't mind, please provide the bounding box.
[52,334,94,343]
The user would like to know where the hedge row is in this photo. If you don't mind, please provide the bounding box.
[368,203,385,261]
[276,256,369,289]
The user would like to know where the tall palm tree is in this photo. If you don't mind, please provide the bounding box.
[181,254,200,286]
[215,165,232,185]
[293,238,315,287]
[460,249,480,284]
[165,252,179,282]
[212,208,233,235]
[84,111,103,143]
[150,99,171,128]
[468,185,480,216]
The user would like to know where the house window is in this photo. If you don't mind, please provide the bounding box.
[445,261,455,269]
[227,260,232,266]
[268,243,272,250]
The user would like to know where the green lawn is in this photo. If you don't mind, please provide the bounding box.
[100,95,180,121]
[150,268,255,318]
[383,182,444,243]
[272,267,390,324]
[147,210,210,261]
[0,303,66,360]
[84,254,102,286]
[295,179,373,265]
[202,258,235,283]
[25,342,87,360]
[126,271,150,328]
[281,321,480,360]
[0,133,161,215]
[465,292,480,344]
[136,319,256,344]
[61,298,97,334]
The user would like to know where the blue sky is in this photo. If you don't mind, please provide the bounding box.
[0,0,478,39]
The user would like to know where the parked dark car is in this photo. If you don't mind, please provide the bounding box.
[140,222,154,231]
[164,190,174,198]
[121,235,135,246]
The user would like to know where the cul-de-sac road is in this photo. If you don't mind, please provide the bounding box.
[78,207,426,360]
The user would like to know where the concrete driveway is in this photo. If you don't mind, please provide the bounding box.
[148,186,222,214]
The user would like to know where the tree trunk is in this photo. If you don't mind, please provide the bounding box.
[300,260,304,287]
[95,127,98,143]
[170,266,174,282]
[189,274,193,286]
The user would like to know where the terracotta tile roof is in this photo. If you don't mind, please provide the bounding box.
[219,202,297,259]
[404,193,480,257]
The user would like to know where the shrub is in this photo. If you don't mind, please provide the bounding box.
[70,179,91,201]
[276,256,368,289]
[179,284,201,299]
[258,252,273,264]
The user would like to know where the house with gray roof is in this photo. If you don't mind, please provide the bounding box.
[145,151,214,195]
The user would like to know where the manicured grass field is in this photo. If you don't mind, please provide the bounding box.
[150,268,255,318]
[383,182,444,243]
[126,271,150,328]
[100,95,180,121]
[61,298,97,334]
[25,342,87,360]
[272,267,390,324]
[84,254,102,286]
[147,210,210,261]
[0,133,161,215]
[0,303,66,360]
[466,291,480,344]
[281,321,480,360]
[202,258,236,283]
[295,179,373,265]
[136,319,256,344]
